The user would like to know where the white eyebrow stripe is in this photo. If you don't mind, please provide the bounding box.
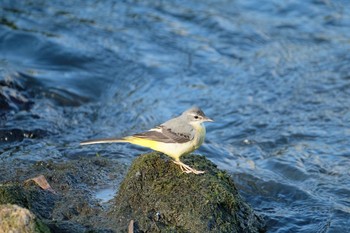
[149,127,162,132]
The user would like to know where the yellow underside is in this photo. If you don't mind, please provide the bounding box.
[123,136,195,161]
[123,124,206,161]
[123,136,160,151]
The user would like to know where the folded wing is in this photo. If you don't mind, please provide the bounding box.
[133,126,193,144]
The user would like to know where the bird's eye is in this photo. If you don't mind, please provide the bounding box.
[194,115,199,119]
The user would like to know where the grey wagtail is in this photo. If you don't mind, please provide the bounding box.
[80,107,213,174]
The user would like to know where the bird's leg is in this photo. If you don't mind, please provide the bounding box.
[173,160,205,174]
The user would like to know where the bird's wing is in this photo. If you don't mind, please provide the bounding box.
[132,125,193,143]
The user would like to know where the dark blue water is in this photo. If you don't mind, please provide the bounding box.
[1,0,350,232]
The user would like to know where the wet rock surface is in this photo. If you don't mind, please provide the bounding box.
[0,74,33,115]
[0,156,128,232]
[0,153,264,232]
[109,153,265,232]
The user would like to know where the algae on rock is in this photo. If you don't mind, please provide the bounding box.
[110,152,265,232]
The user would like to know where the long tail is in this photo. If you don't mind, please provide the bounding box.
[80,137,126,146]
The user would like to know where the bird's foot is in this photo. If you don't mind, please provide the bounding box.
[173,160,205,174]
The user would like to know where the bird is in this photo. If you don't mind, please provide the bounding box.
[80,107,213,174]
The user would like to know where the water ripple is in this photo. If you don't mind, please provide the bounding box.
[1,0,350,231]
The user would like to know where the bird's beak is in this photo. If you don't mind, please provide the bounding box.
[203,116,214,122]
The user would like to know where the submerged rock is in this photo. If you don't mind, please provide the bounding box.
[0,204,51,233]
[110,152,265,232]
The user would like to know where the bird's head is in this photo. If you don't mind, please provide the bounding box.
[183,107,213,125]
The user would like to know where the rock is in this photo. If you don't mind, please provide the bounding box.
[0,204,51,233]
[109,152,265,232]
[0,183,56,220]
[0,76,33,115]
[0,128,48,143]
[0,157,128,233]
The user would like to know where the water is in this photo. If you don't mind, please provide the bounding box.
[1,0,350,232]
[95,186,116,203]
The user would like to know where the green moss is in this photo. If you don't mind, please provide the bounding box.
[109,152,265,232]
[34,218,51,233]
[0,184,52,232]
[0,184,28,207]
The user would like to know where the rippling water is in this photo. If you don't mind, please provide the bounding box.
[1,0,350,232]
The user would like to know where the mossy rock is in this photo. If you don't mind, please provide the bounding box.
[0,182,55,233]
[110,152,265,232]
[0,182,56,219]
[0,204,51,233]
[0,183,28,207]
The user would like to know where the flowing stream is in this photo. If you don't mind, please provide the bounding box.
[1,1,350,232]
